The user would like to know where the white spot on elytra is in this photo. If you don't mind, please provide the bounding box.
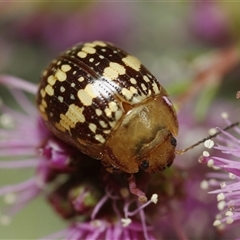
[60,86,65,92]
[95,109,102,116]
[130,86,137,94]
[141,83,147,91]
[115,110,123,121]
[143,75,150,82]
[71,82,76,88]
[121,88,133,100]
[45,85,54,96]
[58,96,64,103]
[130,78,137,84]
[58,104,85,131]
[47,75,56,86]
[103,62,126,81]
[105,108,112,117]
[99,120,108,128]
[103,129,111,134]
[40,89,46,98]
[78,76,84,82]
[82,46,96,54]
[78,84,98,106]
[77,51,87,58]
[61,64,71,72]
[108,101,118,112]
[109,121,116,128]
[55,69,67,82]
[95,134,105,143]
[122,55,141,71]
[152,82,160,93]
[89,123,97,133]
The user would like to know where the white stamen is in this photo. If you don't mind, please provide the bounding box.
[226,217,234,224]
[228,204,234,211]
[91,220,102,227]
[151,194,158,204]
[207,159,214,167]
[198,156,204,163]
[217,193,225,201]
[229,173,236,179]
[221,112,228,119]
[203,151,210,157]
[204,139,214,149]
[220,182,226,188]
[208,178,217,185]
[209,128,217,135]
[213,219,221,227]
[217,201,226,211]
[200,180,209,190]
[0,215,11,226]
[121,218,132,227]
[212,166,220,171]
[225,211,233,216]
[0,114,15,128]
[3,193,16,204]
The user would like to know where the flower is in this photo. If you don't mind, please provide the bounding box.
[1,74,239,238]
[199,113,240,236]
[0,75,187,239]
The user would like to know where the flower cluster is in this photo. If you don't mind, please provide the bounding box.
[199,113,240,232]
[0,75,187,239]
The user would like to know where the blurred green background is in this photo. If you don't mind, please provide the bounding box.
[0,1,240,239]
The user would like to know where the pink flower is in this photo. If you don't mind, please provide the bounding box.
[199,113,240,234]
[1,75,239,239]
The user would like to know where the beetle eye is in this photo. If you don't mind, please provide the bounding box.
[170,136,177,147]
[140,159,149,170]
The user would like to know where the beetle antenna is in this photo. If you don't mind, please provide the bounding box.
[175,121,239,155]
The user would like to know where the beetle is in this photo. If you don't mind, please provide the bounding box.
[37,40,178,174]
